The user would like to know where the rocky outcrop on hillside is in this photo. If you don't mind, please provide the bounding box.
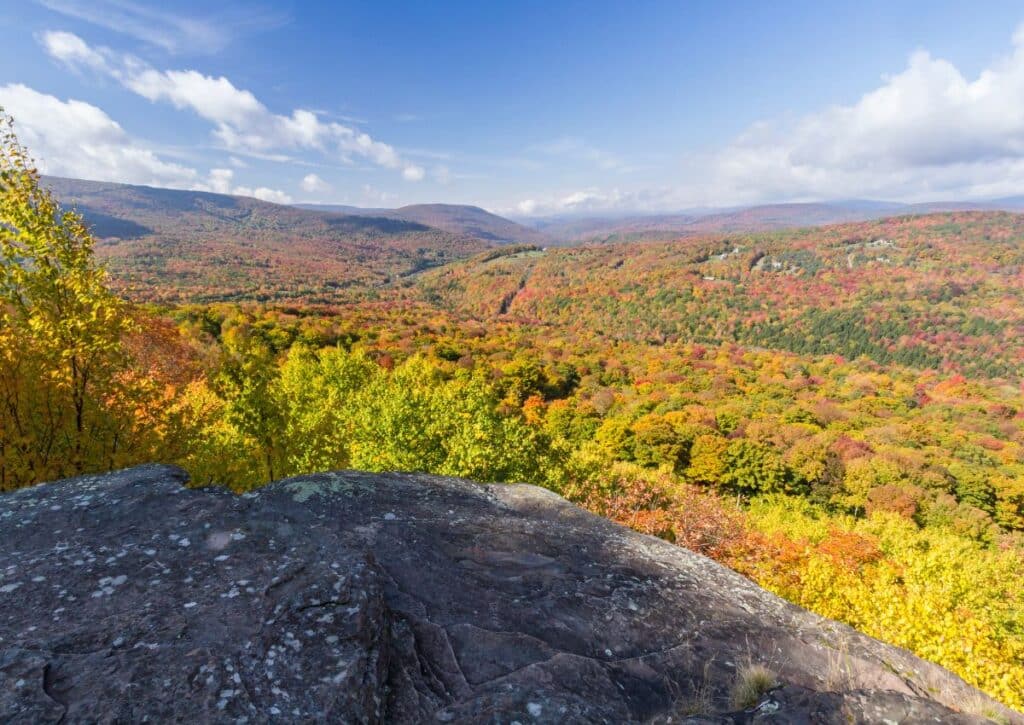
[0,465,1016,723]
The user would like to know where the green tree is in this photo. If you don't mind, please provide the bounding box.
[719,440,795,495]
[212,338,284,484]
[349,356,550,483]
[948,462,997,515]
[277,345,376,475]
[632,414,691,471]
[594,416,635,462]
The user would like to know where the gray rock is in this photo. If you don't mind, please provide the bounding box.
[0,465,1017,724]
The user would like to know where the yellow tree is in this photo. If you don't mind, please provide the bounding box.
[0,109,147,488]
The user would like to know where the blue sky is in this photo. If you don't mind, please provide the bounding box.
[2,1,1024,215]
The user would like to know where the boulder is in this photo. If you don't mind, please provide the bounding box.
[0,465,1016,723]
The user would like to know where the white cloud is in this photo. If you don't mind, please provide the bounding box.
[511,188,641,217]
[0,84,292,202]
[300,173,330,193]
[194,167,291,203]
[36,0,286,54]
[234,185,292,204]
[402,165,425,181]
[205,168,235,194]
[514,24,1024,215]
[42,31,421,181]
[701,25,1024,205]
[0,83,199,187]
[337,128,400,168]
[38,29,109,72]
[516,199,538,215]
[124,69,264,128]
[35,24,1024,214]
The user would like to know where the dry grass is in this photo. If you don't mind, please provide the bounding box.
[824,637,854,691]
[679,659,716,716]
[730,662,777,710]
[665,658,717,718]
[956,693,1009,725]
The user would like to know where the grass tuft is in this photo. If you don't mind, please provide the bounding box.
[730,662,777,710]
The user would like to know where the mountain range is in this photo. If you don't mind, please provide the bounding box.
[525,198,1024,243]
[44,175,1024,303]
[44,177,492,303]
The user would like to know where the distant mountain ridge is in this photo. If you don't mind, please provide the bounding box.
[525,198,1024,243]
[296,202,550,245]
[43,176,495,303]
[45,177,436,240]
[43,175,1024,304]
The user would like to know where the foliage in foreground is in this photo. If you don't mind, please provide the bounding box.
[0,112,172,489]
[134,322,1024,709]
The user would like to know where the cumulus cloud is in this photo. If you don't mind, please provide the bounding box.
[36,24,1024,213]
[42,31,423,181]
[300,173,330,193]
[124,69,264,129]
[37,30,109,72]
[516,199,538,215]
[520,24,1024,215]
[402,165,425,181]
[701,25,1024,205]
[0,83,199,187]
[234,185,292,204]
[204,168,235,194]
[195,167,291,203]
[512,188,660,217]
[0,83,293,202]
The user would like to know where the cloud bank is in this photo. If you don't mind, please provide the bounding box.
[0,84,292,202]
[0,83,200,187]
[707,31,1024,205]
[515,25,1024,215]
[40,31,425,182]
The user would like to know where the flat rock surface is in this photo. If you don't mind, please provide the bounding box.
[0,465,1017,723]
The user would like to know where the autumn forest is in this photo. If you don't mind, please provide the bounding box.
[2,112,1023,710]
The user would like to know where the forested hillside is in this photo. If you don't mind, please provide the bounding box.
[44,177,493,303]
[298,201,551,245]
[420,213,1024,379]
[3,117,1023,710]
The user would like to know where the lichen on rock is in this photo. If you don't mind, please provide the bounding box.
[0,465,1016,724]
[282,471,373,503]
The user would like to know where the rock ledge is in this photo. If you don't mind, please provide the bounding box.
[0,465,1017,723]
